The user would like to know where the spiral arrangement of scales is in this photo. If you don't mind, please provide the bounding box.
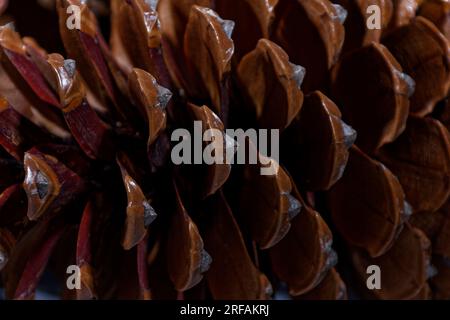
[0,0,449,300]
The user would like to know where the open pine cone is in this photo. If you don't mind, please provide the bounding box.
[0,0,449,300]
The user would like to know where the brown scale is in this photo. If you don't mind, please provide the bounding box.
[166,180,211,292]
[331,42,412,153]
[237,39,304,131]
[376,117,450,213]
[283,91,356,191]
[383,17,450,116]
[269,176,337,296]
[349,224,431,299]
[202,191,272,299]
[419,0,450,41]
[0,0,449,301]
[333,0,393,53]
[293,268,348,300]
[271,0,346,92]
[328,146,408,258]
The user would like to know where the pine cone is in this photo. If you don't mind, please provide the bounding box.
[0,0,449,301]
